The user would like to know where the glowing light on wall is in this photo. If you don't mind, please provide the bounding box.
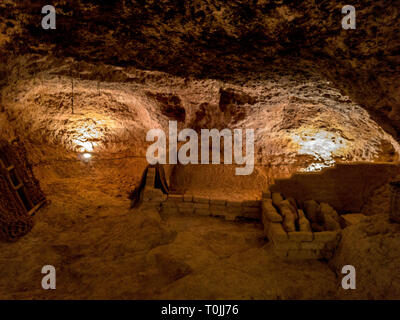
[291,129,347,172]
[71,119,110,152]
[75,140,95,152]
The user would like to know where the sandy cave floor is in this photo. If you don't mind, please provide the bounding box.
[1,159,400,299]
[0,161,344,300]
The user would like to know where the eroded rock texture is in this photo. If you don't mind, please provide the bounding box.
[0,1,399,300]
[1,0,399,137]
[1,55,398,173]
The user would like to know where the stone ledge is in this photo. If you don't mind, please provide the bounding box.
[143,187,167,202]
[262,199,283,222]
[210,205,227,215]
[227,201,242,207]
[268,222,288,242]
[242,200,261,207]
[313,230,340,242]
[227,207,242,214]
[178,202,194,209]
[340,213,366,227]
[273,240,301,251]
[242,206,261,214]
[241,211,261,220]
[193,196,209,204]
[194,208,210,216]
[300,241,326,250]
[287,249,322,260]
[146,193,263,222]
[210,199,227,206]
[179,208,194,214]
[288,231,313,242]
[167,194,184,202]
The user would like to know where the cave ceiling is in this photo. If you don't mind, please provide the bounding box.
[0,0,399,157]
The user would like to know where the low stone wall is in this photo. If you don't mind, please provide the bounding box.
[160,195,261,221]
[262,195,341,260]
[139,167,262,220]
[141,168,341,259]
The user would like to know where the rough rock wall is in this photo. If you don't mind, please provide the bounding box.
[1,0,399,138]
[1,55,398,173]
[270,163,400,213]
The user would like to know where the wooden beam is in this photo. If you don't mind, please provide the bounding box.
[28,200,46,217]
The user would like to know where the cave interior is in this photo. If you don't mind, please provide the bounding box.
[0,0,400,300]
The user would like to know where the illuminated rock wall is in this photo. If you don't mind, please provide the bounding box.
[270,163,400,213]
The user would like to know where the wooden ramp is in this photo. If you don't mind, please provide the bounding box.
[0,140,46,241]
[0,160,44,216]
[0,141,46,216]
